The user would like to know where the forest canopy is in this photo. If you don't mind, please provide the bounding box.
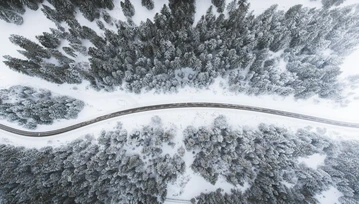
[1,0,358,102]
[0,116,358,203]
[0,86,84,129]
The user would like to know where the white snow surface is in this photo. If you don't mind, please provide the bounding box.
[297,153,326,169]
[315,186,343,204]
[340,48,359,78]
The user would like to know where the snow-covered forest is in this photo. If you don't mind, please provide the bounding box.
[0,116,358,203]
[0,85,84,129]
[1,0,359,203]
[2,0,359,99]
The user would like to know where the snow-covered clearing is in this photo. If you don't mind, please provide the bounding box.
[315,186,343,204]
[6,76,359,132]
[1,73,359,132]
[340,48,359,78]
[166,170,244,200]
[297,153,326,169]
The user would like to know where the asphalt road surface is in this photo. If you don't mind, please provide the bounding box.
[0,102,358,137]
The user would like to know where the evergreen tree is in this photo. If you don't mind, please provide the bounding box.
[9,34,50,59]
[0,118,184,203]
[322,0,346,8]
[211,0,226,13]
[121,0,135,18]
[0,86,84,129]
[168,0,196,30]
[36,32,61,49]
[3,55,41,77]
[0,7,23,25]
[3,0,359,102]
[142,0,154,10]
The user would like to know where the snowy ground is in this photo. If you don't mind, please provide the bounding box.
[315,186,343,204]
[2,76,359,132]
[297,153,326,169]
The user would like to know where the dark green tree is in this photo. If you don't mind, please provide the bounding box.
[141,0,154,10]
[121,0,135,18]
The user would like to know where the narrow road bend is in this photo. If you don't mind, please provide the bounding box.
[0,102,358,137]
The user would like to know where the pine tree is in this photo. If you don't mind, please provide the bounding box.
[36,32,61,49]
[211,0,226,13]
[0,7,23,25]
[41,4,62,22]
[121,0,135,18]
[0,86,84,129]
[3,55,41,77]
[322,0,346,8]
[141,0,154,10]
[168,0,196,30]
[22,0,41,11]
[63,47,77,58]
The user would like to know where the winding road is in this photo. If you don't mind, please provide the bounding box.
[0,103,358,137]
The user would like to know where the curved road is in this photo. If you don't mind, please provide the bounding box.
[0,102,358,137]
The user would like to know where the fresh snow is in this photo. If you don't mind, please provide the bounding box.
[166,171,249,201]
[1,76,359,134]
[0,7,55,62]
[315,186,343,204]
[281,181,295,188]
[340,48,359,78]
[0,107,356,158]
[297,153,326,169]
[0,5,57,88]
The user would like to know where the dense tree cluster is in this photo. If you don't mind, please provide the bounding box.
[142,0,154,10]
[0,116,358,203]
[0,0,115,25]
[3,1,359,100]
[0,118,185,203]
[121,0,135,18]
[0,86,84,129]
[185,116,359,204]
[321,0,347,8]
[0,0,43,25]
